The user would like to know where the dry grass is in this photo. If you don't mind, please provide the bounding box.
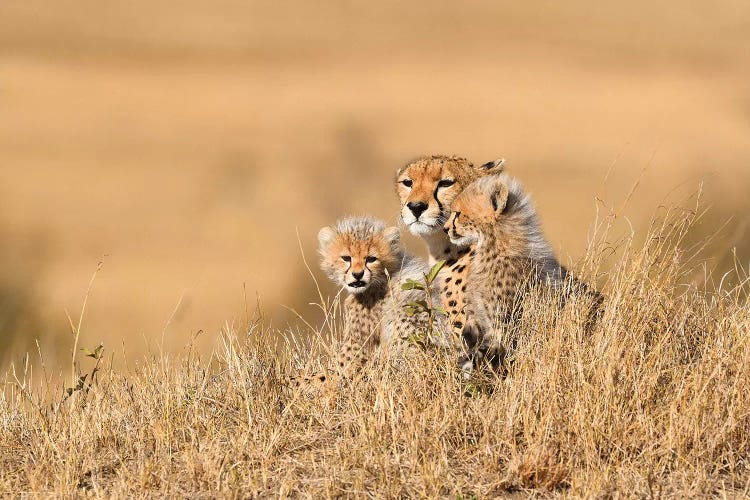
[3,0,750,366]
[1,202,749,497]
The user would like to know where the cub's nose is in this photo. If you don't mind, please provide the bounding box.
[443,224,450,234]
[352,270,364,280]
[407,201,428,219]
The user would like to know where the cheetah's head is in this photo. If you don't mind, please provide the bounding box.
[444,174,514,247]
[318,217,402,295]
[395,155,505,237]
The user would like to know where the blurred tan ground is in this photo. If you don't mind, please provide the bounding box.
[1,1,749,368]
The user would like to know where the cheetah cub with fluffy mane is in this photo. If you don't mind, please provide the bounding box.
[444,173,602,371]
[288,217,443,391]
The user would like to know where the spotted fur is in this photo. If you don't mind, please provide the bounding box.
[445,173,603,370]
[287,217,444,394]
[395,155,506,347]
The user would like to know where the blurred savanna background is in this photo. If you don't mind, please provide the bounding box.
[1,0,749,370]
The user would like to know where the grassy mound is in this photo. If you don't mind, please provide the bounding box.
[2,205,748,497]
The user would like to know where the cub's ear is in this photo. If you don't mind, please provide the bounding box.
[488,178,510,215]
[383,226,401,249]
[478,158,506,173]
[318,226,336,248]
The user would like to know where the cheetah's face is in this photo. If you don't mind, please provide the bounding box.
[318,225,401,294]
[396,156,505,237]
[444,175,510,247]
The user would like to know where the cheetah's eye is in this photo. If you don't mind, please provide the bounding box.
[437,179,455,188]
[341,256,351,262]
[401,179,413,188]
[365,256,377,263]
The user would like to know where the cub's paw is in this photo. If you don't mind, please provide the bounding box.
[457,352,475,379]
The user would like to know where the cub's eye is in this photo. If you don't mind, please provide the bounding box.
[341,256,351,262]
[437,179,455,188]
[401,179,413,188]
[365,256,377,263]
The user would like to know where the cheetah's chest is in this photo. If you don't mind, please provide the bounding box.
[344,294,384,344]
[438,247,474,339]
[471,253,535,319]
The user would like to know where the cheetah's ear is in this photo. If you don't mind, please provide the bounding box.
[382,226,401,250]
[478,158,506,173]
[489,180,510,216]
[318,226,336,249]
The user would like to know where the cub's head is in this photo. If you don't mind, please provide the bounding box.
[395,155,505,236]
[444,174,525,247]
[318,217,402,294]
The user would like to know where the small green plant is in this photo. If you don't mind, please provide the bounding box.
[401,260,447,346]
[63,343,104,401]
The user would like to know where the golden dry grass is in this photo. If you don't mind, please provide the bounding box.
[2,0,750,368]
[2,202,748,497]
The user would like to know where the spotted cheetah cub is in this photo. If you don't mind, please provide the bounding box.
[444,173,601,370]
[288,217,442,391]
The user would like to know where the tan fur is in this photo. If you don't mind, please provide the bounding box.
[445,174,602,370]
[395,155,505,347]
[319,225,402,298]
[288,217,439,395]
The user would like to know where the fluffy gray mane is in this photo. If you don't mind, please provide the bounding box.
[475,173,556,263]
[333,216,387,240]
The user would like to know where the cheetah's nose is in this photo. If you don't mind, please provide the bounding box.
[443,224,450,234]
[407,201,428,219]
[352,270,364,280]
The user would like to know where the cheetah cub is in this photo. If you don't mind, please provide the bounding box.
[288,217,443,391]
[444,173,602,371]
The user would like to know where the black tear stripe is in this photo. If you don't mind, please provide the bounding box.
[433,185,443,214]
[364,242,372,273]
[448,213,461,240]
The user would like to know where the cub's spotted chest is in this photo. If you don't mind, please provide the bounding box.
[438,246,473,340]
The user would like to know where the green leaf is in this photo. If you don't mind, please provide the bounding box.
[401,280,425,291]
[464,383,482,398]
[82,344,104,359]
[407,334,427,347]
[426,260,447,284]
[406,301,428,311]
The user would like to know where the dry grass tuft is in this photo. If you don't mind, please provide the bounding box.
[1,204,749,497]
